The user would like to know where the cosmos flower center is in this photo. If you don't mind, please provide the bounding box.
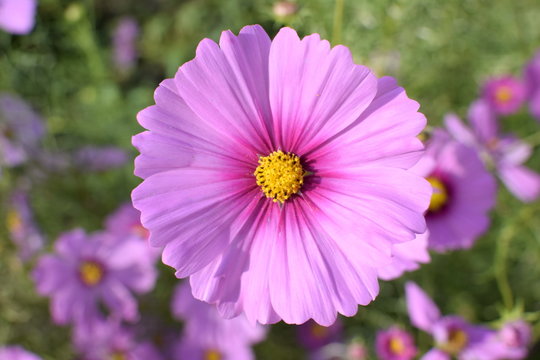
[440,328,468,355]
[204,349,222,360]
[254,150,306,203]
[389,337,405,354]
[311,323,329,338]
[495,86,512,103]
[110,352,126,360]
[426,176,448,212]
[79,260,105,286]
[6,209,22,232]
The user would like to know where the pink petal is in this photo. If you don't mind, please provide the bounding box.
[268,27,377,154]
[308,76,426,170]
[132,168,257,277]
[405,282,441,333]
[421,349,451,360]
[174,25,274,155]
[468,100,499,143]
[0,0,36,35]
[444,114,478,147]
[498,164,540,202]
[378,232,430,281]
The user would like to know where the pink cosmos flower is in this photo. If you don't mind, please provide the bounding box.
[524,50,540,120]
[375,327,417,360]
[33,229,157,326]
[132,25,431,325]
[405,282,494,360]
[481,76,526,115]
[0,0,37,35]
[378,231,430,280]
[172,282,266,355]
[0,346,41,360]
[411,130,496,252]
[297,318,343,351]
[445,100,540,202]
[73,318,162,360]
[468,320,532,360]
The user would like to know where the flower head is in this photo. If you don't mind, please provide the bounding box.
[482,76,526,115]
[445,100,540,202]
[412,130,496,252]
[0,93,45,168]
[0,346,42,360]
[375,327,417,360]
[0,0,37,35]
[297,318,343,351]
[73,318,162,360]
[405,282,494,359]
[33,229,157,325]
[132,25,430,325]
[7,190,44,261]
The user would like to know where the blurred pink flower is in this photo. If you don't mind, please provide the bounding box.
[482,76,526,115]
[132,24,430,325]
[0,346,41,360]
[297,318,343,352]
[445,100,540,202]
[375,327,417,360]
[112,17,139,70]
[7,190,44,261]
[0,0,37,35]
[524,50,540,120]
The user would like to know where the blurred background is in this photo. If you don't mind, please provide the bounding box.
[1,0,540,359]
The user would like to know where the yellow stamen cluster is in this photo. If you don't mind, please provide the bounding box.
[6,209,22,232]
[110,352,126,360]
[311,324,329,338]
[439,329,468,355]
[79,261,104,286]
[254,150,306,203]
[389,337,406,354]
[204,350,222,360]
[427,176,448,213]
[495,86,512,103]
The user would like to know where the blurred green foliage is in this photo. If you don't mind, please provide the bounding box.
[1,0,540,359]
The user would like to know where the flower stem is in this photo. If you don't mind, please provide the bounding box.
[495,225,514,310]
[332,0,345,45]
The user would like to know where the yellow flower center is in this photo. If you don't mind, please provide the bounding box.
[254,150,306,203]
[427,176,448,212]
[495,86,512,103]
[311,324,329,338]
[439,329,468,355]
[204,349,222,360]
[6,209,22,233]
[79,261,104,286]
[110,352,126,360]
[389,337,405,354]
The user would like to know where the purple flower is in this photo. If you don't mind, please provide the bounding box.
[73,146,128,171]
[73,318,162,360]
[524,50,540,120]
[132,25,430,325]
[113,17,139,70]
[469,320,532,360]
[297,318,343,351]
[0,93,45,167]
[378,231,430,280]
[482,76,526,115]
[0,0,37,35]
[0,346,41,360]
[172,282,266,351]
[445,100,540,202]
[175,337,255,360]
[375,327,417,360]
[7,190,44,261]
[411,130,496,252]
[405,282,494,360]
[33,229,157,326]
[105,202,149,240]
